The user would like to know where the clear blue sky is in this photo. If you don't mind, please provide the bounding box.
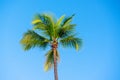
[0,0,120,80]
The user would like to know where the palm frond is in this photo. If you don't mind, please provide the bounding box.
[44,49,60,71]
[56,15,65,27]
[44,50,53,71]
[60,35,82,51]
[20,30,50,50]
[54,15,65,38]
[62,14,75,27]
[32,14,56,40]
[57,24,76,38]
[32,19,42,25]
[33,23,47,30]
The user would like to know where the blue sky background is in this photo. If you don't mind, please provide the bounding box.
[0,0,120,80]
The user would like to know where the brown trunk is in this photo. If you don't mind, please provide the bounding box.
[53,49,58,80]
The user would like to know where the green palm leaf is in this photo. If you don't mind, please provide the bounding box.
[32,14,57,40]
[56,15,65,27]
[44,50,53,71]
[44,49,60,71]
[57,24,76,38]
[60,35,82,51]
[62,14,75,27]
[20,30,50,50]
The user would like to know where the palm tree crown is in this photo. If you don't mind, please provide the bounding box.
[20,13,82,80]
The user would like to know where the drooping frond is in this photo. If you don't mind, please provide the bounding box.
[44,50,53,71]
[20,30,50,50]
[60,35,82,51]
[44,49,60,71]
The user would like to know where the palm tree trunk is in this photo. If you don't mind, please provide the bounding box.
[53,49,58,80]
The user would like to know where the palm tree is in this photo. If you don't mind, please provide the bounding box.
[20,13,82,80]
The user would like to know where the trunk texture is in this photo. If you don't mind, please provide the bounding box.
[53,49,58,80]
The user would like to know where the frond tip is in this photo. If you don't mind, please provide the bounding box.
[32,19,42,24]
